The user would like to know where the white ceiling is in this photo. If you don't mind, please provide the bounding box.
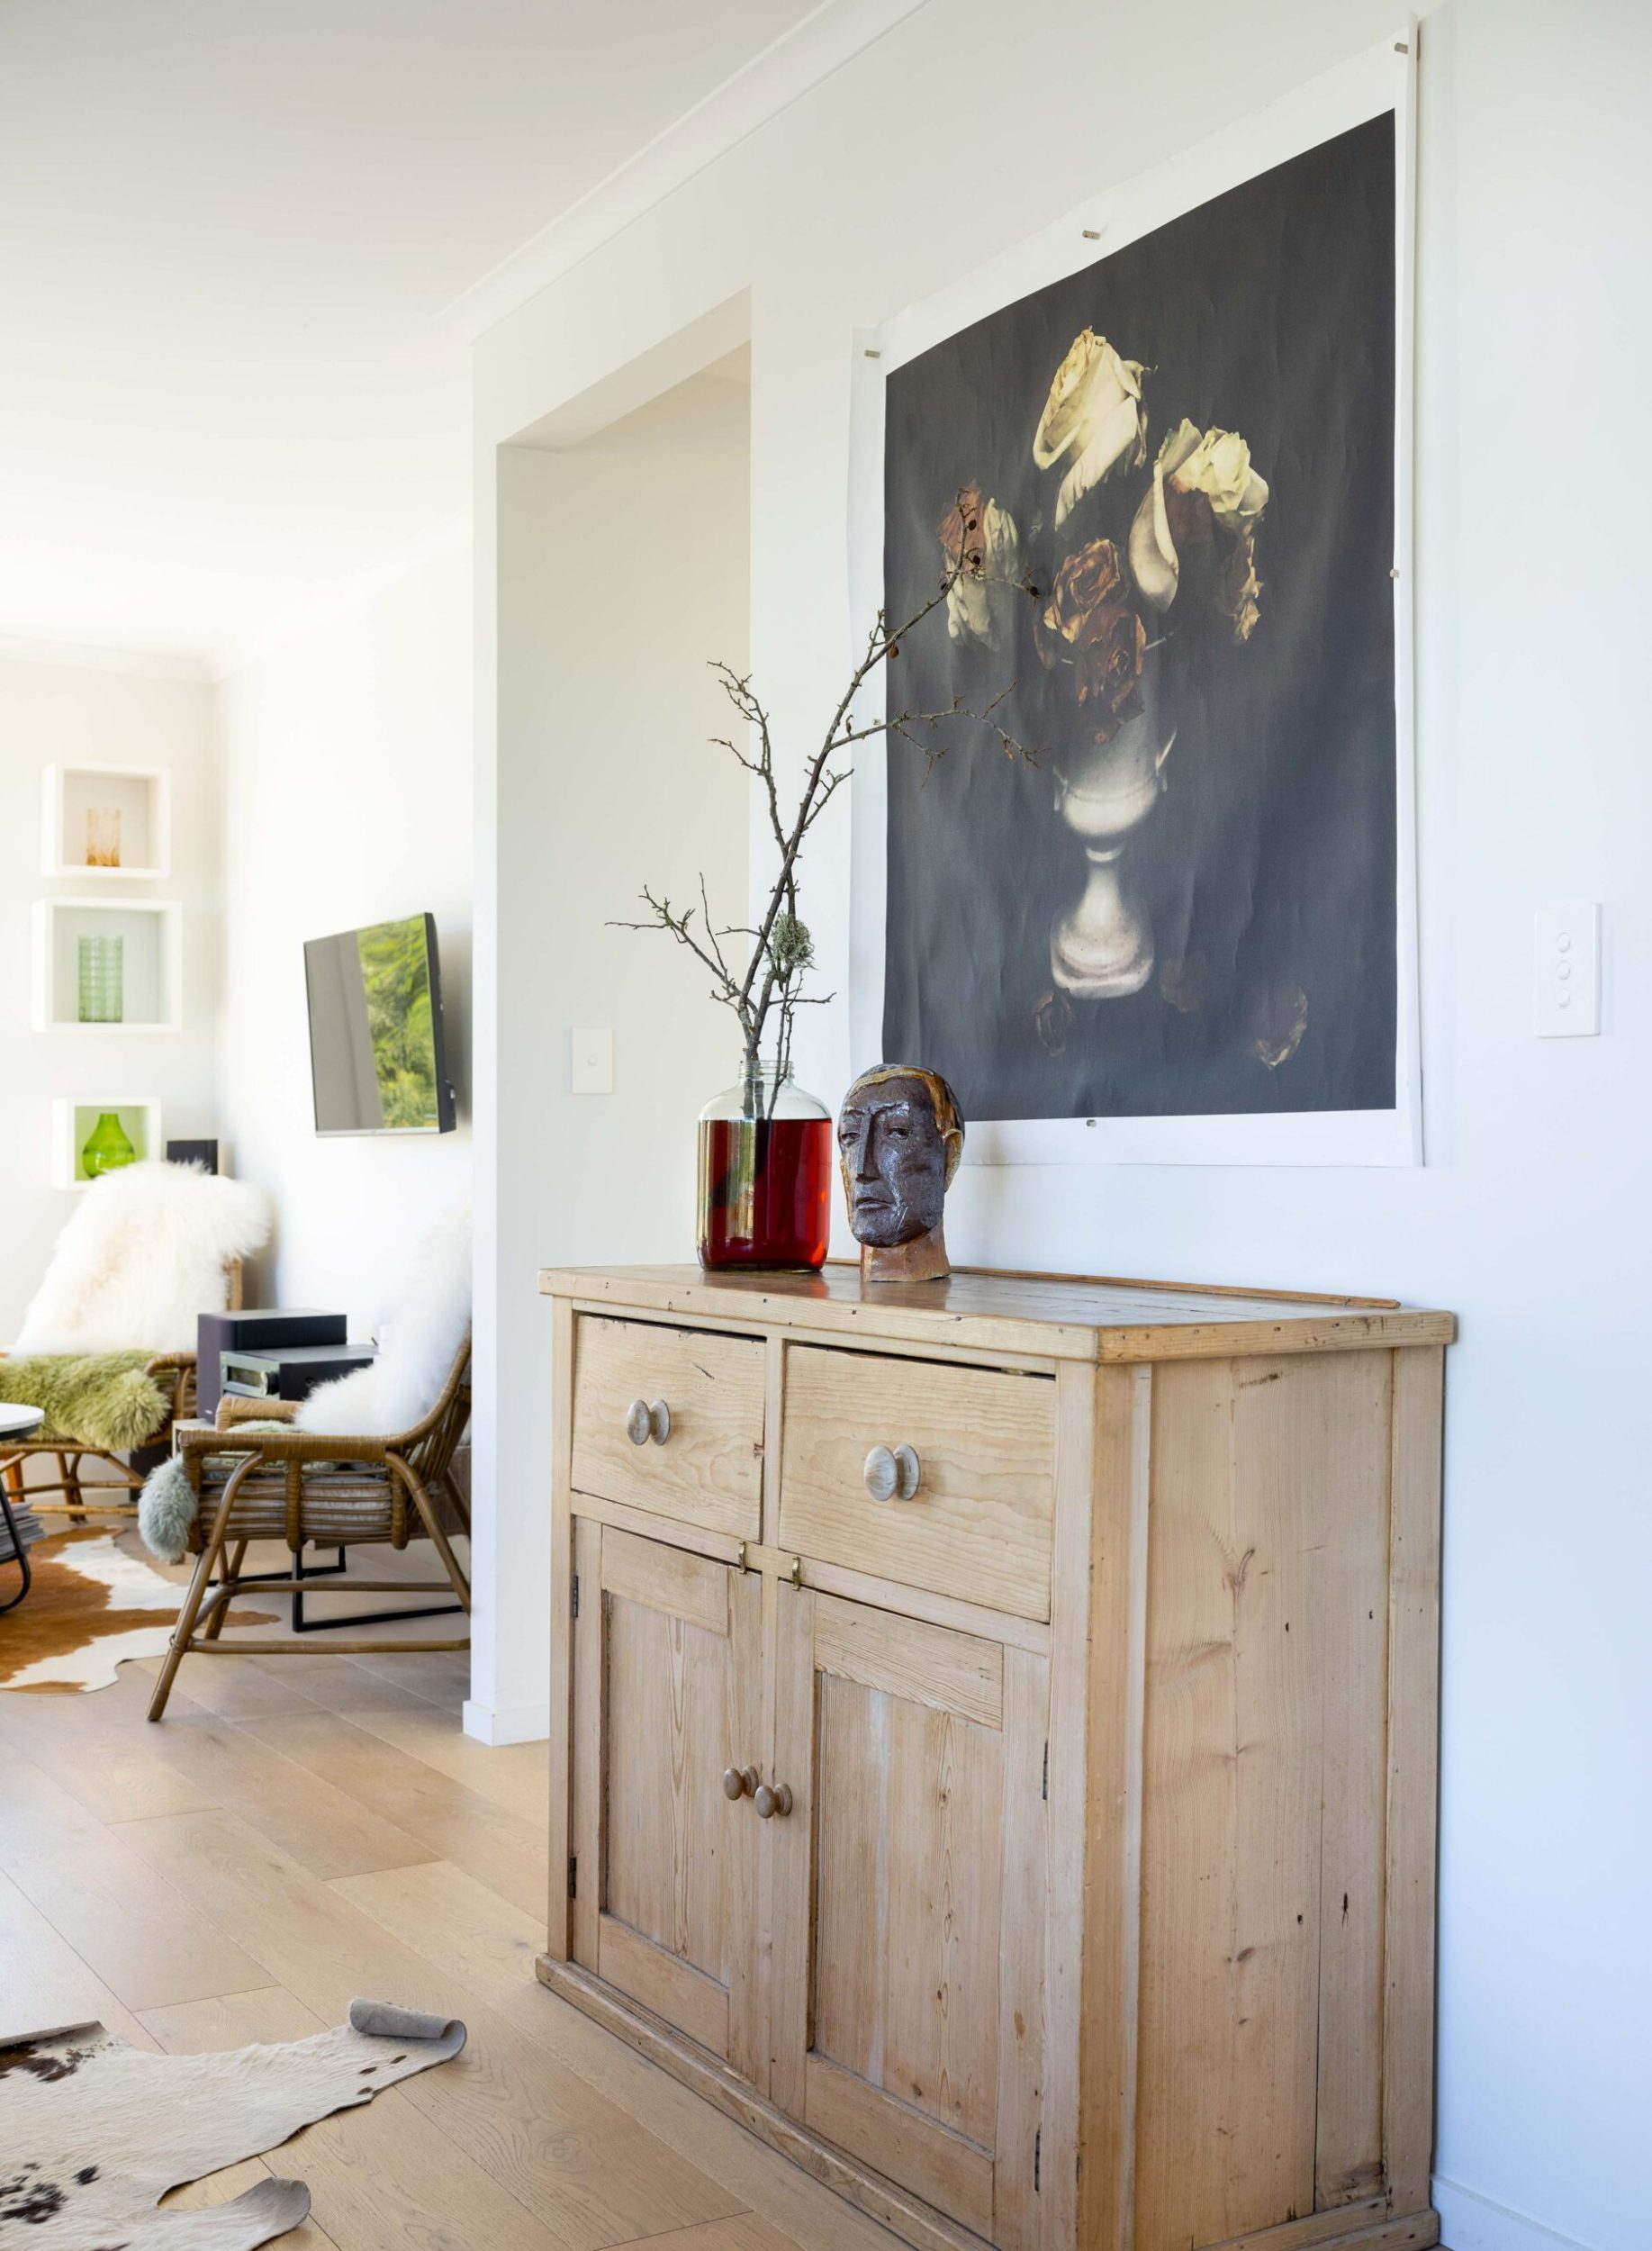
[0,0,896,672]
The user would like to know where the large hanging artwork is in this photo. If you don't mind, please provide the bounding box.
[849,40,1418,1164]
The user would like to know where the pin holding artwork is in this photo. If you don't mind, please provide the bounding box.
[837,1065,964,1284]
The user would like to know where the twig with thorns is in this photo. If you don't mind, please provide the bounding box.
[611,492,1045,1111]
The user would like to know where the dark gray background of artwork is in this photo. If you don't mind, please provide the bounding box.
[880,115,1396,1121]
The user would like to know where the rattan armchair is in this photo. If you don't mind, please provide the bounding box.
[146,1332,472,1721]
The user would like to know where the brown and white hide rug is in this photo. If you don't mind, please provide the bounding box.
[0,2000,466,2248]
[0,1526,272,1695]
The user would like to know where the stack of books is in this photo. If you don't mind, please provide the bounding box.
[0,1492,45,1566]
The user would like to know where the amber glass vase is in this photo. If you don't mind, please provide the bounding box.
[697,1061,831,1271]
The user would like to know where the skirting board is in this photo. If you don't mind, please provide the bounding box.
[460,1696,549,1747]
[1432,2177,1600,2251]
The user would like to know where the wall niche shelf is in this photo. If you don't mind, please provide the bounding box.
[31,899,184,1033]
[41,763,171,880]
[50,1098,163,1189]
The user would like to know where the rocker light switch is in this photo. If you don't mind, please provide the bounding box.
[571,1028,613,1094]
[1534,904,1600,1036]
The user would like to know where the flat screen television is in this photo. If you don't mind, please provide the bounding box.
[303,912,456,1135]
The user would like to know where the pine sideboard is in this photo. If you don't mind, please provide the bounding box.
[537,1262,1453,2251]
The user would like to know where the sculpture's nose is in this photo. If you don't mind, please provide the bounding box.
[851,1123,879,1180]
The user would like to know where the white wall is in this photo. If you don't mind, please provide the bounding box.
[216,530,472,1323]
[476,3,1652,2246]
[470,363,751,1742]
[0,645,220,1342]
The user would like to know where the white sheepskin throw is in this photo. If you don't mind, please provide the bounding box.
[14,1164,270,1356]
[0,2000,465,2248]
[296,1203,469,1437]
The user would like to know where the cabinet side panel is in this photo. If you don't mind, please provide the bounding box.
[1313,1355,1395,2209]
[1382,1345,1444,2214]
[1077,1362,1151,2251]
[1135,1352,1394,2249]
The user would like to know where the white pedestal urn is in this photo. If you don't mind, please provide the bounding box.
[1049,700,1174,998]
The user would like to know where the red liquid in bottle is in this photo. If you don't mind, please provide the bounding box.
[698,1116,831,1270]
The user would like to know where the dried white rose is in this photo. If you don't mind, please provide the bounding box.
[1174,424,1269,528]
[1033,330,1147,529]
[1127,419,1270,639]
[1128,419,1201,612]
[937,484,1021,651]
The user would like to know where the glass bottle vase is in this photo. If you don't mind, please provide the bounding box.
[82,1110,137,1180]
[698,1060,831,1271]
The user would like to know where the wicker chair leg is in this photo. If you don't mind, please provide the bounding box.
[202,1538,248,1642]
[148,1459,252,1721]
[147,1538,221,1721]
[393,1460,471,1614]
[56,1452,85,1517]
[437,1469,471,1538]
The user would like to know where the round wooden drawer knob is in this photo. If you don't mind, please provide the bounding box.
[625,1397,672,1446]
[723,1765,759,1801]
[862,1442,921,1503]
[754,1782,794,1820]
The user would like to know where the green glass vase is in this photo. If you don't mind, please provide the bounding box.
[82,1111,137,1180]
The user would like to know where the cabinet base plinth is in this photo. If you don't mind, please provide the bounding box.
[534,1956,1440,2251]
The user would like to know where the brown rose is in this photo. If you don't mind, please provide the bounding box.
[1039,538,1146,741]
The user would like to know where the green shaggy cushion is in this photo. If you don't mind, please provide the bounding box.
[0,1352,169,1449]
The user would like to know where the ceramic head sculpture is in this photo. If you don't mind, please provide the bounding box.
[836,1064,965,1284]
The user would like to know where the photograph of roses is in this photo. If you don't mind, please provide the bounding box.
[879,112,1398,1126]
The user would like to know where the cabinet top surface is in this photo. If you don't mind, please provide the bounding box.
[538,1261,1454,1363]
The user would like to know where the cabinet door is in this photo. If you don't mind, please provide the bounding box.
[770,1586,1049,2249]
[570,1519,764,2083]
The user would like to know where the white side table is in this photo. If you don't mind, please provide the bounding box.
[0,1403,46,1611]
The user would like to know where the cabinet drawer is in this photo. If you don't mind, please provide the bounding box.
[571,1315,764,1541]
[778,1347,1056,1620]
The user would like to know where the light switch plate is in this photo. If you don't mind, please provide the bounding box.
[570,1027,613,1094]
[1534,903,1600,1036]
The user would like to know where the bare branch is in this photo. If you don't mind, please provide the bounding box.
[622,492,1039,1076]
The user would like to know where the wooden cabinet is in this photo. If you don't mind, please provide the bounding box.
[540,1265,1453,2251]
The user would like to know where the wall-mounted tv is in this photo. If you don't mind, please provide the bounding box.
[303,912,456,1135]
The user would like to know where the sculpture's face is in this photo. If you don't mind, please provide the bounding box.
[838,1074,951,1248]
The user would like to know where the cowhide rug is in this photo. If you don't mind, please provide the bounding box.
[0,1526,272,1695]
[0,2000,466,2247]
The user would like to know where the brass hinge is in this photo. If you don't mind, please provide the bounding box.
[1034,2129,1041,2192]
[568,1855,578,1898]
[571,1572,579,1619]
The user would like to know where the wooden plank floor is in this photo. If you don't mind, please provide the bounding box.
[0,1527,903,2251]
